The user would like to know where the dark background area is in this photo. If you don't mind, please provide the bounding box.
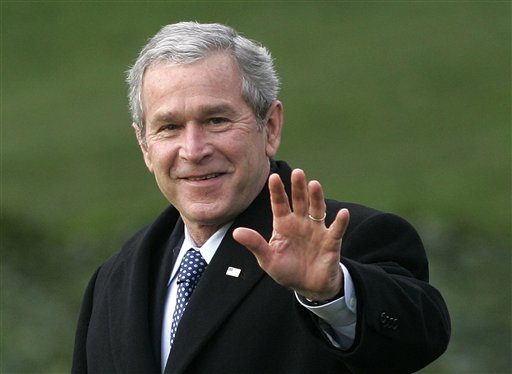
[2,2,510,373]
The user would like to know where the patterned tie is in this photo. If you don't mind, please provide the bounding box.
[169,249,207,347]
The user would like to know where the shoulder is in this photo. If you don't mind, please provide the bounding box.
[325,199,428,280]
[325,199,419,240]
[94,205,181,284]
[325,200,380,224]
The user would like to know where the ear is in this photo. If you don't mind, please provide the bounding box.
[132,123,154,173]
[263,100,283,158]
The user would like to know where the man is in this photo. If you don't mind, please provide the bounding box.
[72,22,450,373]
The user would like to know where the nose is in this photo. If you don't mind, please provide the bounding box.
[179,124,212,163]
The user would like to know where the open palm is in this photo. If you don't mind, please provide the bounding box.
[233,169,350,301]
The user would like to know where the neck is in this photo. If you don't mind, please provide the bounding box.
[185,222,225,247]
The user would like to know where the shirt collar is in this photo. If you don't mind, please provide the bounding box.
[183,222,232,264]
[168,222,233,285]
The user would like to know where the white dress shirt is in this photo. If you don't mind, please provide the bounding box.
[161,223,357,371]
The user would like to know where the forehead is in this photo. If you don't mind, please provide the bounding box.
[143,54,241,94]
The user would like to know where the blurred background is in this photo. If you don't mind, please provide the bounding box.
[2,2,510,373]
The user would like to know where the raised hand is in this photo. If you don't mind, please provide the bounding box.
[233,169,350,301]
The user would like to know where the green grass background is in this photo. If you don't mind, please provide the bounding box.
[2,1,510,373]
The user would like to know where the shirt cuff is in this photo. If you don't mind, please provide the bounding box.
[295,263,357,348]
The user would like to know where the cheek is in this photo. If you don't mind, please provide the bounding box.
[142,149,154,173]
[229,130,267,156]
[146,143,176,174]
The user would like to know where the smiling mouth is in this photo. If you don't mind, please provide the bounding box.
[186,173,222,181]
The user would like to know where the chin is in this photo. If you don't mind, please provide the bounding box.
[181,199,248,227]
[187,209,233,226]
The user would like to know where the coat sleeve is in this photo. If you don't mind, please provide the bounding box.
[337,210,451,373]
[71,267,101,374]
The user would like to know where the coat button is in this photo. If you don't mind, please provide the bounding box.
[380,311,399,330]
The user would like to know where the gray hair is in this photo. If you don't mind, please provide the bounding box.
[126,22,280,141]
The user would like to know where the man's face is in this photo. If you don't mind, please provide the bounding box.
[138,54,282,231]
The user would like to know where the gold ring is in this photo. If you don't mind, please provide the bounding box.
[308,212,326,222]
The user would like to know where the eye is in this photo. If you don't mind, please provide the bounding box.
[160,124,181,132]
[209,117,229,125]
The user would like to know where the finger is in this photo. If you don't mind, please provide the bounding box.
[291,169,308,216]
[328,208,350,241]
[268,173,291,218]
[308,180,326,222]
[232,227,271,266]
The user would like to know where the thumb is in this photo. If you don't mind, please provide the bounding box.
[233,227,270,264]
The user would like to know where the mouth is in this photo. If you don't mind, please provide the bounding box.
[185,173,223,181]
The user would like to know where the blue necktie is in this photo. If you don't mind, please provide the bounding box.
[169,249,207,347]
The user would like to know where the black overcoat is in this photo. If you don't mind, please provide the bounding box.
[72,160,450,373]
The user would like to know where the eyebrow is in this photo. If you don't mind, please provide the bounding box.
[151,104,238,124]
[151,111,178,125]
[200,104,238,118]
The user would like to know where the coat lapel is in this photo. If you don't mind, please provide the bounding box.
[150,218,185,363]
[107,206,182,373]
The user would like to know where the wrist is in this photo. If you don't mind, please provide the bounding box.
[304,286,344,306]
[298,264,344,305]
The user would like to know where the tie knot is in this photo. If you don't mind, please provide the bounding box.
[177,249,207,285]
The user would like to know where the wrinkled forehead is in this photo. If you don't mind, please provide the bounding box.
[144,54,241,91]
[145,51,240,81]
[143,53,242,96]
